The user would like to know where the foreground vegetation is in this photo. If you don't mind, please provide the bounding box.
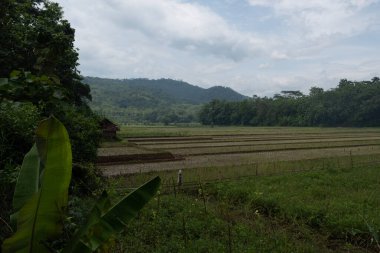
[112,164,380,252]
[0,0,102,245]
[2,117,160,252]
[100,125,380,252]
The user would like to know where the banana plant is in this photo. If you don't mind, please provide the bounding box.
[3,116,72,253]
[2,116,160,253]
[63,176,161,253]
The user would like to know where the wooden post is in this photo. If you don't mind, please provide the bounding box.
[177,169,183,187]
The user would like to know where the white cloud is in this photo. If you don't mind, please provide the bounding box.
[258,63,271,69]
[270,51,289,60]
[66,0,265,61]
[248,0,379,40]
[55,0,380,96]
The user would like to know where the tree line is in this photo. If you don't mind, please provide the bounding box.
[199,77,380,127]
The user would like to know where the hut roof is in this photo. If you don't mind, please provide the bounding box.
[100,118,120,131]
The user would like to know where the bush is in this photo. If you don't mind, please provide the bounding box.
[0,101,40,243]
[0,101,40,168]
[70,163,105,196]
[53,104,103,195]
[55,104,102,163]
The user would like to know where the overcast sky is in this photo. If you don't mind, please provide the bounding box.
[55,0,380,96]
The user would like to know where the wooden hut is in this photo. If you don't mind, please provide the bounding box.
[100,118,120,139]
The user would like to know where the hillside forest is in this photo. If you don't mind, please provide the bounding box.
[85,76,247,124]
[86,75,380,127]
[199,78,380,127]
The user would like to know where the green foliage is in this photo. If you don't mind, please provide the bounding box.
[0,0,90,105]
[85,77,246,124]
[70,163,105,196]
[117,194,328,252]
[2,117,161,252]
[2,116,72,253]
[63,176,161,253]
[0,0,100,167]
[115,164,380,252]
[50,105,102,196]
[0,2,102,240]
[11,145,40,221]
[0,102,102,201]
[86,77,246,106]
[0,101,40,168]
[208,166,380,249]
[0,71,66,109]
[0,0,100,165]
[55,105,102,163]
[200,77,380,127]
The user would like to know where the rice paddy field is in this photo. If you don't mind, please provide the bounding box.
[99,126,380,182]
[99,126,380,252]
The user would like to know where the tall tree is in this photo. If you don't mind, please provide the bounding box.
[199,78,380,127]
[0,0,90,105]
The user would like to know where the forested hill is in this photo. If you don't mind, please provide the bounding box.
[84,77,247,105]
[84,77,247,123]
[200,77,380,127]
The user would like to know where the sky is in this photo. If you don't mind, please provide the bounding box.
[55,0,380,97]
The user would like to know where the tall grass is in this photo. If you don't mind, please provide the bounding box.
[110,163,380,252]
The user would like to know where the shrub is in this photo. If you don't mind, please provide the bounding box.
[0,101,40,242]
[0,101,40,168]
[55,104,102,163]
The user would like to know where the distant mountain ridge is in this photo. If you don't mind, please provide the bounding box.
[83,76,247,123]
[84,77,247,107]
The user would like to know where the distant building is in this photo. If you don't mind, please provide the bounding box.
[100,118,120,139]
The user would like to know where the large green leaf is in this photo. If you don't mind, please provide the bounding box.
[2,116,72,253]
[11,144,40,225]
[64,176,161,253]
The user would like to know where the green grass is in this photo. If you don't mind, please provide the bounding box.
[115,195,333,253]
[109,164,380,252]
[209,165,380,240]
[115,153,380,189]
[101,126,380,252]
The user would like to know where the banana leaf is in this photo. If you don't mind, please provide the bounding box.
[63,176,161,253]
[2,116,72,253]
[11,144,40,225]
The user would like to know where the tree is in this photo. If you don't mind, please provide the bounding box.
[199,78,380,127]
[309,87,324,97]
[0,0,90,105]
[0,0,102,199]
